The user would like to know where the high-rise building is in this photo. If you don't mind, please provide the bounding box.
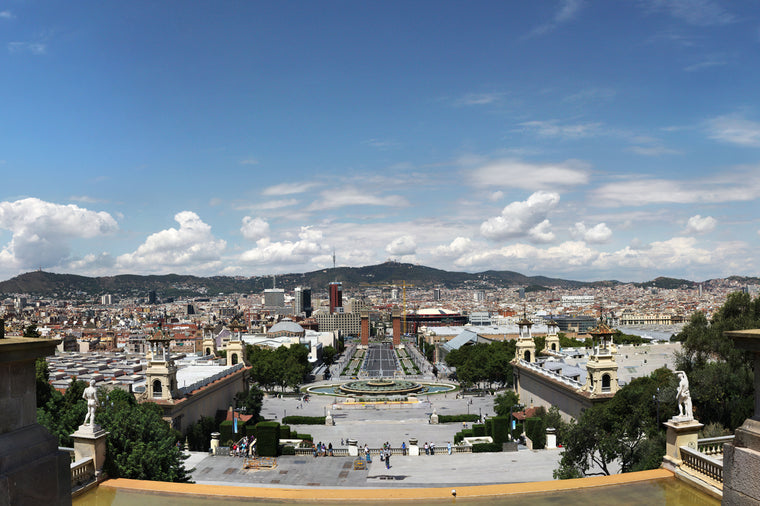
[101,294,113,305]
[148,291,157,305]
[329,282,342,314]
[433,288,441,301]
[263,288,285,308]
[294,286,313,317]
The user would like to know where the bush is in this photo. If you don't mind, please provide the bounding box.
[219,420,234,445]
[437,414,480,423]
[525,417,546,449]
[281,445,296,455]
[256,421,281,456]
[280,425,291,439]
[490,416,509,444]
[472,442,502,453]
[282,415,326,425]
[472,424,486,437]
[454,431,464,444]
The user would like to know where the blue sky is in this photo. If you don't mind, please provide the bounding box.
[1,0,759,283]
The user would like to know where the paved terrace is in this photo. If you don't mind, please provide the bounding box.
[187,386,583,488]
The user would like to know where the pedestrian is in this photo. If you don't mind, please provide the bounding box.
[341,438,344,446]
[401,441,406,456]
[424,442,429,455]
[431,442,435,455]
[328,442,333,456]
[385,449,391,469]
[447,441,452,455]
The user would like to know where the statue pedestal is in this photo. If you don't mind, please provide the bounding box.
[72,424,108,478]
[430,411,439,424]
[408,438,419,456]
[662,417,702,470]
[325,413,334,426]
[347,439,358,457]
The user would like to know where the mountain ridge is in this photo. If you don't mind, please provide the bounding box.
[0,262,755,298]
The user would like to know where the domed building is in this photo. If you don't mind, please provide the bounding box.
[266,319,306,338]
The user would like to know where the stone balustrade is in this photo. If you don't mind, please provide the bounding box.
[680,445,724,484]
[697,435,734,458]
[70,457,96,490]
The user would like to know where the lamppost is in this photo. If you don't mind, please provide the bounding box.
[653,387,660,426]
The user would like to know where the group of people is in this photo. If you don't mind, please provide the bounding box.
[312,441,334,457]
[232,435,256,457]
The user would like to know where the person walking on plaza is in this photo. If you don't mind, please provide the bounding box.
[401,441,406,456]
[447,441,452,455]
[385,448,391,469]
[424,442,429,455]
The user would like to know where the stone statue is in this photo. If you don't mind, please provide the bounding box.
[82,379,98,426]
[676,371,693,420]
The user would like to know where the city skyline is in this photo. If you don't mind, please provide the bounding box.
[1,1,759,282]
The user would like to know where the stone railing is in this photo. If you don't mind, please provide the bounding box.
[697,435,734,458]
[70,457,95,490]
[680,445,724,484]
[292,445,470,457]
[60,446,75,463]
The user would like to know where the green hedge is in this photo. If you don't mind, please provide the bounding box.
[219,420,233,445]
[282,415,326,425]
[281,445,296,455]
[490,416,509,445]
[525,417,546,449]
[256,421,281,456]
[472,442,502,453]
[280,425,291,439]
[437,414,480,423]
[472,424,486,437]
[292,432,312,442]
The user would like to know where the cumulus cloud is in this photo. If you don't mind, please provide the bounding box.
[594,237,712,270]
[454,241,598,270]
[0,198,118,270]
[571,222,612,243]
[239,226,328,265]
[241,216,270,241]
[469,159,590,191]
[385,235,417,256]
[480,191,560,241]
[684,214,717,234]
[432,237,474,257]
[116,211,225,272]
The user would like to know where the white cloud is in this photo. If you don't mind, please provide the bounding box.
[594,237,712,270]
[589,172,760,207]
[8,42,46,55]
[261,182,320,196]
[571,222,612,243]
[455,240,598,270]
[529,0,585,36]
[454,92,505,106]
[627,145,681,156]
[240,158,259,165]
[385,235,417,256]
[236,199,299,211]
[518,120,602,139]
[0,198,118,270]
[469,159,590,190]
[489,191,504,202]
[480,191,560,241]
[706,114,760,147]
[240,216,270,241]
[684,215,717,234]
[116,211,225,272]
[306,188,409,211]
[239,226,328,265]
[0,10,14,19]
[646,0,734,26]
[432,237,474,258]
[563,87,616,103]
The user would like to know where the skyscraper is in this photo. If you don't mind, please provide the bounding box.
[294,286,313,317]
[329,282,342,314]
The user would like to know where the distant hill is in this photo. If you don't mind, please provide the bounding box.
[0,261,738,299]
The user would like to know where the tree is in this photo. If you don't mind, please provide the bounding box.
[95,389,190,482]
[493,390,520,417]
[554,368,676,478]
[185,416,217,452]
[674,291,758,430]
[322,345,337,366]
[23,324,40,337]
[235,385,264,422]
